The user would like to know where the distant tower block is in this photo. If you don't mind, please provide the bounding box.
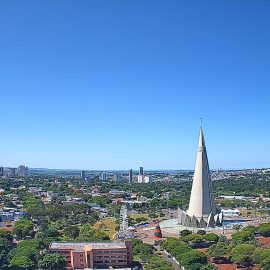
[154,223,163,239]
[128,169,133,184]
[178,124,223,228]
[139,167,143,175]
[81,170,86,180]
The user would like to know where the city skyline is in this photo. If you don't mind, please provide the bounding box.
[1,1,270,169]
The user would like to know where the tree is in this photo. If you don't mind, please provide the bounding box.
[207,242,229,262]
[160,238,191,258]
[180,229,192,237]
[231,244,254,267]
[9,256,35,269]
[133,242,153,255]
[260,257,270,270]
[39,253,66,270]
[144,254,173,270]
[135,217,147,223]
[231,230,254,244]
[13,219,34,240]
[63,225,80,239]
[253,248,270,264]
[197,230,206,235]
[11,239,40,267]
[258,223,270,237]
[201,265,218,270]
[179,250,207,269]
[203,233,219,244]
[0,234,13,268]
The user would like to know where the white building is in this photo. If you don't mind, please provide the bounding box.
[101,172,107,181]
[144,176,152,183]
[178,125,223,228]
[221,209,241,217]
[137,175,152,183]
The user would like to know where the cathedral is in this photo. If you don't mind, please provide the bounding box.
[178,125,223,228]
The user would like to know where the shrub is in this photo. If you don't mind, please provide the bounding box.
[180,229,192,237]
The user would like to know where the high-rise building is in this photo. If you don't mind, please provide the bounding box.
[178,125,222,228]
[0,167,3,176]
[5,168,16,178]
[137,175,144,183]
[81,170,86,180]
[114,173,120,182]
[101,172,107,181]
[128,169,132,184]
[139,167,143,175]
[17,165,29,177]
[137,175,152,184]
[144,176,152,183]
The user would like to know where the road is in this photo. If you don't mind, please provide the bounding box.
[154,245,182,270]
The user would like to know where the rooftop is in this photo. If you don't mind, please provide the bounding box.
[50,242,127,251]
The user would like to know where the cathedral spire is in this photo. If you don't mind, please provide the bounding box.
[187,123,217,220]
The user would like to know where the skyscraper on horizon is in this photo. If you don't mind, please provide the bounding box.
[81,170,86,180]
[139,167,143,175]
[101,172,107,181]
[178,125,223,228]
[128,169,132,184]
[17,165,29,177]
[114,173,120,182]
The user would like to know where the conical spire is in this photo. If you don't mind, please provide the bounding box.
[187,124,216,221]
[198,127,206,153]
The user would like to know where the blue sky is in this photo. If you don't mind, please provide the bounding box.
[0,1,270,170]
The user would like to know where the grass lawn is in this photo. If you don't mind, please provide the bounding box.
[93,217,117,239]
[130,213,151,221]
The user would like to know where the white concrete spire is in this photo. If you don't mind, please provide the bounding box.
[187,125,217,221]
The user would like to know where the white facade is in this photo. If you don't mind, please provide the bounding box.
[221,209,241,217]
[178,126,222,228]
[137,175,152,183]
[137,175,144,183]
[144,176,152,183]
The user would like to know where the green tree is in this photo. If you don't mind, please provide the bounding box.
[133,242,153,255]
[11,239,40,267]
[258,223,270,237]
[203,233,219,244]
[253,248,270,264]
[9,256,35,270]
[197,230,206,235]
[179,250,207,269]
[135,217,147,223]
[144,254,173,270]
[260,257,270,270]
[231,230,254,244]
[201,264,218,270]
[160,238,191,258]
[207,242,229,262]
[231,243,254,267]
[0,232,13,268]
[180,229,192,237]
[39,253,66,270]
[63,225,80,239]
[13,219,34,240]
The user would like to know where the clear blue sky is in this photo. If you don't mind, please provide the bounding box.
[0,1,270,170]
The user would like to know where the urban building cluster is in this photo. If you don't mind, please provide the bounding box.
[0,165,29,178]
